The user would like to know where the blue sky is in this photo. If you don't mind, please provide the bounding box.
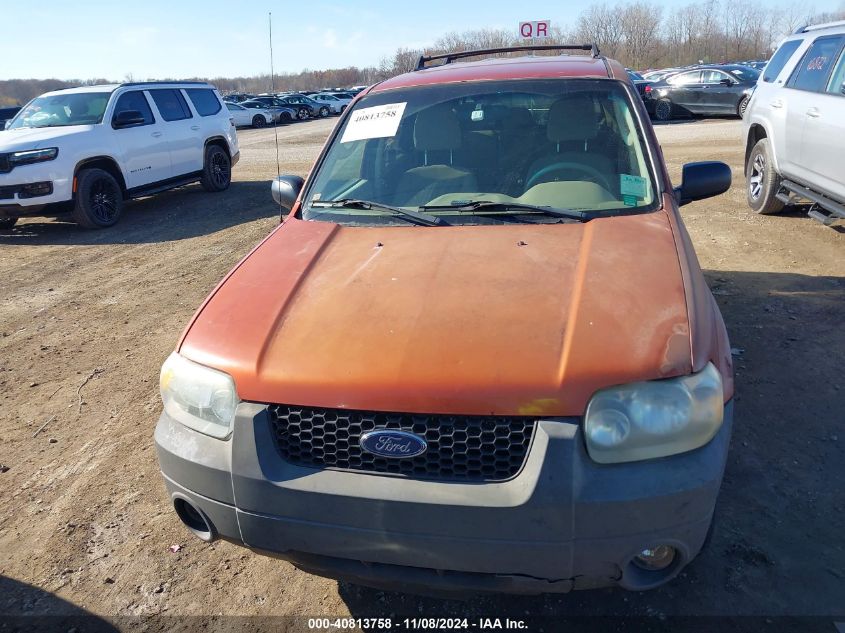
[2,0,843,80]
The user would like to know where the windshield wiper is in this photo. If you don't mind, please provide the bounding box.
[312,198,442,226]
[420,200,590,222]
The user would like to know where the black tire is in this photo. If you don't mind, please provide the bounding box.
[200,144,232,193]
[746,137,784,215]
[280,111,292,123]
[654,98,673,122]
[737,96,750,119]
[340,105,347,113]
[251,114,266,128]
[296,107,309,121]
[319,106,329,118]
[71,168,123,229]
[0,217,17,230]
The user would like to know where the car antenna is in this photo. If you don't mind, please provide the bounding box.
[269,11,283,218]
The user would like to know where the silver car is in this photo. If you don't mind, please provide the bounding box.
[240,99,296,124]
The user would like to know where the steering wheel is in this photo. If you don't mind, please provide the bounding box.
[525,161,614,192]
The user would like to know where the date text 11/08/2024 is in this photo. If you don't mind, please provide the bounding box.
[307,618,528,630]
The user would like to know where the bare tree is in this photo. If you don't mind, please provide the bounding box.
[620,2,664,68]
[576,3,626,58]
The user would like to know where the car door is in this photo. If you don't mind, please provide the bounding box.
[280,97,303,116]
[148,88,204,177]
[666,71,703,112]
[797,42,845,200]
[226,103,250,126]
[109,90,172,188]
[185,87,228,144]
[699,70,737,113]
[783,35,845,185]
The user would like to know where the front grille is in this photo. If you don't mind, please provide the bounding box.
[267,405,536,482]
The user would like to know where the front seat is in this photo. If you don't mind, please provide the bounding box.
[394,105,477,207]
[525,94,615,193]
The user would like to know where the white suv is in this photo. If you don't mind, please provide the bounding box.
[0,82,239,229]
[743,20,845,224]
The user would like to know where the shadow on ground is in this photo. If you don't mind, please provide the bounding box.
[0,575,118,632]
[334,271,844,630]
[0,180,279,246]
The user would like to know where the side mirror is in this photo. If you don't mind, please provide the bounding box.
[675,161,732,206]
[112,110,145,129]
[720,78,734,86]
[271,175,304,214]
[3,120,10,130]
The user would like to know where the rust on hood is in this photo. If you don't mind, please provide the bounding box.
[180,211,691,416]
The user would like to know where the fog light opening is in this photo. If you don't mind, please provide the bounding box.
[173,497,215,542]
[633,544,676,571]
[621,542,686,591]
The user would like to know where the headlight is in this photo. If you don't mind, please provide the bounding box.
[9,147,59,166]
[585,362,724,464]
[159,352,239,439]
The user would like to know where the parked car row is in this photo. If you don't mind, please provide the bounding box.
[221,87,365,127]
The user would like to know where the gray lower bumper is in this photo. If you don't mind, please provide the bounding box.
[155,401,733,594]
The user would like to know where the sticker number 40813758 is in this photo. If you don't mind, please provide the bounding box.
[340,102,407,143]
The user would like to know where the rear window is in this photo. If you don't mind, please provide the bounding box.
[150,89,193,122]
[763,40,802,82]
[788,36,845,92]
[185,88,222,116]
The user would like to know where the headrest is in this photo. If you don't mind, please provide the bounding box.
[507,107,534,129]
[414,106,461,152]
[546,95,599,142]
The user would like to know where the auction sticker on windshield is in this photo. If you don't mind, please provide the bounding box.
[340,102,406,143]
[620,174,648,198]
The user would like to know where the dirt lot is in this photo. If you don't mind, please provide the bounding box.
[1,116,843,631]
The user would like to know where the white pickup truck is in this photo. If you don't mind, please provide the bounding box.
[0,81,239,229]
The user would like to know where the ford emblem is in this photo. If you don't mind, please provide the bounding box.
[360,429,427,459]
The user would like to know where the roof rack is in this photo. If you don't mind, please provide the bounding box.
[793,19,845,34]
[414,43,600,71]
[119,80,210,87]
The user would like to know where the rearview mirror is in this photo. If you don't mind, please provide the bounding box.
[112,110,146,129]
[271,175,304,214]
[675,161,731,206]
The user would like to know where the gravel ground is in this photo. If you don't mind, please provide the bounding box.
[0,116,843,632]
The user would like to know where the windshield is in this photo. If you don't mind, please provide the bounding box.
[303,79,658,226]
[7,92,110,129]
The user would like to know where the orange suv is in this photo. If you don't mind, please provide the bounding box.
[156,44,734,594]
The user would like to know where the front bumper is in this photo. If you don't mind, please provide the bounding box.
[155,401,733,595]
[0,175,71,212]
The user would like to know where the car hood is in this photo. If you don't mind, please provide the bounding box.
[0,125,93,151]
[180,212,692,416]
